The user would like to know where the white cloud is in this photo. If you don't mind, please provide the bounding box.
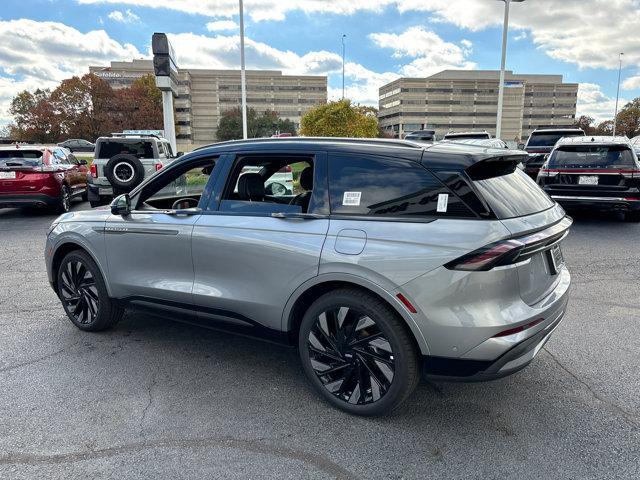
[514,31,527,42]
[576,83,625,122]
[206,20,239,32]
[165,32,389,105]
[369,27,476,77]
[107,9,140,23]
[78,0,394,22]
[0,19,143,125]
[622,75,640,91]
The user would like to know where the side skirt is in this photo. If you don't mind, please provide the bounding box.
[114,295,291,346]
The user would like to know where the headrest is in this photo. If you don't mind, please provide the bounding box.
[299,166,313,191]
[237,173,265,201]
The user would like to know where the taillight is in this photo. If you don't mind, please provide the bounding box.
[445,239,525,271]
[445,217,572,272]
[155,163,163,172]
[537,167,558,178]
[278,165,292,173]
[89,163,97,178]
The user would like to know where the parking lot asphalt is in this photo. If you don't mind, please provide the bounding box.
[0,203,639,479]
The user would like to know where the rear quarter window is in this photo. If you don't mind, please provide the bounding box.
[96,140,154,159]
[328,153,475,218]
[472,168,554,219]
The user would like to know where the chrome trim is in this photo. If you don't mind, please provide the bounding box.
[552,195,638,202]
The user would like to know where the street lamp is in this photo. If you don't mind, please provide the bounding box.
[341,34,347,99]
[613,52,624,137]
[239,0,248,139]
[495,0,525,140]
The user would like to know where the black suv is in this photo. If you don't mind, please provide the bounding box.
[522,127,585,179]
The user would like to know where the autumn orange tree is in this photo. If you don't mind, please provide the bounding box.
[7,73,163,142]
[300,99,378,138]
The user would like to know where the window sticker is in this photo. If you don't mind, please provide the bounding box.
[436,193,449,213]
[342,191,362,206]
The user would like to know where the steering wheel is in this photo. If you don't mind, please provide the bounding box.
[171,197,199,210]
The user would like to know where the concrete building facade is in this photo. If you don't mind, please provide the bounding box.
[378,70,578,141]
[90,60,327,149]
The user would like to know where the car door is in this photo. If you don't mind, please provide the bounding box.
[103,154,221,313]
[191,151,330,337]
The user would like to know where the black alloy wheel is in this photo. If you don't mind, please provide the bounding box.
[57,251,124,331]
[59,258,99,325]
[56,185,71,213]
[308,306,395,405]
[299,289,420,416]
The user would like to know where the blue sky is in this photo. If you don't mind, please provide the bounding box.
[1,0,639,125]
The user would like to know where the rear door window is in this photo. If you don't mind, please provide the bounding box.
[328,153,474,218]
[97,140,154,158]
[548,146,636,169]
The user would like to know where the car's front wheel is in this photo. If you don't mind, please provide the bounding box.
[298,288,420,416]
[57,250,124,331]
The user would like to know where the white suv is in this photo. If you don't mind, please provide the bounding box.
[88,134,178,207]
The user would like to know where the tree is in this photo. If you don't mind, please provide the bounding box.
[9,88,60,143]
[216,107,296,141]
[114,74,163,131]
[300,99,378,138]
[595,120,614,135]
[573,115,597,135]
[615,98,640,138]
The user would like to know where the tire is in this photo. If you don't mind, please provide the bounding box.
[104,154,145,193]
[625,211,640,222]
[56,250,124,331]
[298,288,420,416]
[55,184,71,214]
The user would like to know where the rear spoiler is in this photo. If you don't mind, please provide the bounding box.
[465,154,528,181]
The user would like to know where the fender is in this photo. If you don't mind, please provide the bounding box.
[281,272,431,355]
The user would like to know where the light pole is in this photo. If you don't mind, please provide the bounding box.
[613,52,624,136]
[495,0,524,140]
[341,34,346,99]
[239,0,248,139]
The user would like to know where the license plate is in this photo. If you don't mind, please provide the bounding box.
[0,171,16,179]
[548,244,564,274]
[578,175,598,185]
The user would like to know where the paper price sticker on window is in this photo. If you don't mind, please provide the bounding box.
[342,191,362,206]
[436,193,449,213]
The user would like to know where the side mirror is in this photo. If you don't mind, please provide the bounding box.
[176,151,184,157]
[517,143,525,150]
[78,159,88,165]
[110,194,131,216]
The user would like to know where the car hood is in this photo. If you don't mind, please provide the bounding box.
[56,207,111,224]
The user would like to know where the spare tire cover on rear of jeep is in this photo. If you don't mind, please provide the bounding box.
[104,154,146,192]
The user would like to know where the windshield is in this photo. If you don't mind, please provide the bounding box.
[527,131,583,148]
[548,145,636,169]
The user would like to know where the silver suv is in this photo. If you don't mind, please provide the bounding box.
[88,133,178,207]
[46,138,571,416]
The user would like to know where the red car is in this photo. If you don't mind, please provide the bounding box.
[0,145,89,213]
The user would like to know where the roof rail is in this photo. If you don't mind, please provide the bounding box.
[194,136,423,151]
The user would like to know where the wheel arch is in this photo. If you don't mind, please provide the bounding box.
[282,273,430,355]
[50,241,109,295]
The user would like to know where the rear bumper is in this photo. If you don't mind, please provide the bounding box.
[550,195,640,212]
[0,193,58,208]
[87,182,113,202]
[423,307,565,381]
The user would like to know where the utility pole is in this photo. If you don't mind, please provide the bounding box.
[341,34,346,99]
[613,52,624,137]
[239,0,248,139]
[496,0,524,139]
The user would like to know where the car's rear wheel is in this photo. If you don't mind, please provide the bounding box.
[298,288,420,416]
[55,185,71,214]
[57,250,124,331]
